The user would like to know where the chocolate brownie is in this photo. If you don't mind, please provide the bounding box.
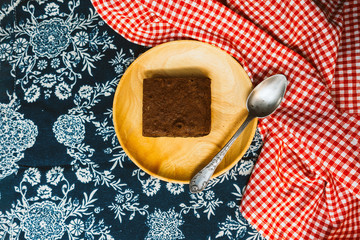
[143,77,211,137]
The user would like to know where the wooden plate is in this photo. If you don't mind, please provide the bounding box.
[113,40,257,183]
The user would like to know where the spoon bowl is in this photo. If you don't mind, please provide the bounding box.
[247,74,287,118]
[189,74,288,193]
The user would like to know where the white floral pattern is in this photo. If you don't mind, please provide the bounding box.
[180,191,223,220]
[166,183,184,195]
[23,168,41,186]
[46,166,63,185]
[49,48,135,187]
[109,187,149,223]
[0,100,38,180]
[45,2,60,17]
[0,42,11,60]
[37,185,52,199]
[0,167,114,240]
[216,210,265,240]
[142,177,161,197]
[0,0,264,239]
[238,160,255,176]
[146,208,184,240]
[68,218,85,236]
[22,201,66,239]
[53,114,85,147]
[75,167,93,183]
[0,0,116,102]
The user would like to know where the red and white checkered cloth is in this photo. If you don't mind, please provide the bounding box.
[91,0,360,239]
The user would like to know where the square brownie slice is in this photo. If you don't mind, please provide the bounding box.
[143,77,211,137]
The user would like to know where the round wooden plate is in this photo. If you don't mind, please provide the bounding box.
[113,40,257,183]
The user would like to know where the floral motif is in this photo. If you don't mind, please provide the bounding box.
[37,185,52,199]
[44,2,59,16]
[146,208,185,240]
[46,166,64,185]
[115,193,125,204]
[227,201,237,208]
[205,190,215,200]
[13,38,28,53]
[24,85,41,102]
[31,18,70,58]
[50,58,60,68]
[109,49,135,76]
[238,160,255,176]
[75,168,92,183]
[42,49,135,192]
[55,70,134,189]
[55,82,72,100]
[1,119,37,151]
[78,85,93,99]
[68,219,84,236]
[142,177,161,197]
[39,73,57,88]
[114,64,123,74]
[0,43,11,60]
[74,31,89,47]
[0,102,38,180]
[166,183,184,195]
[0,1,116,102]
[180,191,223,220]
[37,59,48,70]
[0,168,114,240]
[216,210,265,240]
[21,201,65,240]
[23,168,41,186]
[53,114,85,147]
[109,187,149,223]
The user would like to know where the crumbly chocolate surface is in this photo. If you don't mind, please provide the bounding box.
[143,77,211,137]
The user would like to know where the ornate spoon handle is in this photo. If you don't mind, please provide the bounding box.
[189,114,254,193]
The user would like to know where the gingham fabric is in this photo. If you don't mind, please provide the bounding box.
[91,0,360,239]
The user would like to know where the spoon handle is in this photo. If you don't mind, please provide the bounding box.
[189,114,255,193]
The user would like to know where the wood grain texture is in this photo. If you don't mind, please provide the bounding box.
[113,40,257,183]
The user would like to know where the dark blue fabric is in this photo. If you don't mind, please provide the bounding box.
[0,0,264,239]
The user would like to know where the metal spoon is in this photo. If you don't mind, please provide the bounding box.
[189,74,288,193]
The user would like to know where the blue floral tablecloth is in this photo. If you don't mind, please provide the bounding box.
[0,0,264,239]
